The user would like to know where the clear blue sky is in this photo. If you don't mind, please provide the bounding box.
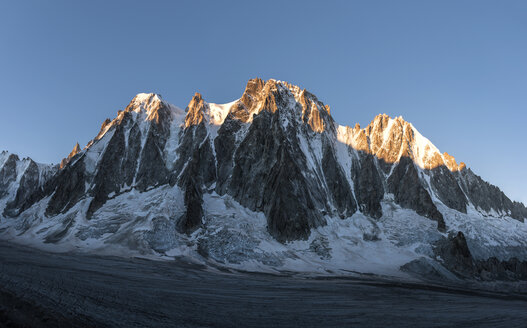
[0,1,526,203]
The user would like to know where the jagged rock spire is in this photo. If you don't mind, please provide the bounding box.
[240,78,265,110]
[60,142,81,169]
[184,93,207,127]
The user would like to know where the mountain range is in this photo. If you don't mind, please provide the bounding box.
[1,78,526,282]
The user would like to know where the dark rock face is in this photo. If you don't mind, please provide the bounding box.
[176,131,216,191]
[456,168,526,222]
[388,157,446,231]
[121,122,142,187]
[434,231,475,278]
[352,153,384,219]
[172,123,208,185]
[3,158,56,217]
[227,110,279,212]
[0,94,175,220]
[0,154,18,198]
[46,159,86,216]
[434,231,527,281]
[177,179,203,235]
[227,109,326,242]
[263,142,322,242]
[87,122,127,218]
[7,161,40,212]
[477,257,527,281]
[214,116,243,194]
[173,124,216,190]
[511,201,527,221]
[177,156,204,234]
[172,93,213,187]
[83,97,172,218]
[220,79,362,240]
[429,166,468,213]
[134,122,170,191]
[321,139,357,218]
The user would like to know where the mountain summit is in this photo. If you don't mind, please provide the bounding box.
[1,78,526,280]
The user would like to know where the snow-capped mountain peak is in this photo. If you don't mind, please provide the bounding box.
[337,113,465,172]
[124,92,174,123]
[1,78,526,281]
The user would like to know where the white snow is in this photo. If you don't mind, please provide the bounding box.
[408,122,443,169]
[130,93,163,115]
[207,100,238,126]
[84,129,115,175]
[4,182,510,280]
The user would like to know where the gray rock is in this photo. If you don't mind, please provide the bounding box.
[4,159,56,217]
[352,153,384,219]
[434,231,475,278]
[400,257,461,282]
[87,122,127,218]
[309,236,332,259]
[321,138,357,218]
[388,157,446,231]
[429,166,467,213]
[0,154,18,198]
[227,107,326,242]
[434,231,527,281]
[456,168,526,222]
[214,115,243,194]
[177,147,205,235]
[46,158,87,216]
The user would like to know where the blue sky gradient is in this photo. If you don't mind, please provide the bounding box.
[0,1,526,203]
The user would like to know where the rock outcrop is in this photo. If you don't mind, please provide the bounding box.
[456,168,526,221]
[177,154,204,234]
[0,152,57,217]
[60,142,81,169]
[435,231,527,280]
[387,157,446,231]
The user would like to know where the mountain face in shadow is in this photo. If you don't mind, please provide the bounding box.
[0,79,526,280]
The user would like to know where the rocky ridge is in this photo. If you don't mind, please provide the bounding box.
[59,142,81,169]
[0,78,526,281]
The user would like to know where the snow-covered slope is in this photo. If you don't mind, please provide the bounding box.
[1,78,526,282]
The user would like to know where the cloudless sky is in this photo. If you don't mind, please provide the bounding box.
[0,1,526,203]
